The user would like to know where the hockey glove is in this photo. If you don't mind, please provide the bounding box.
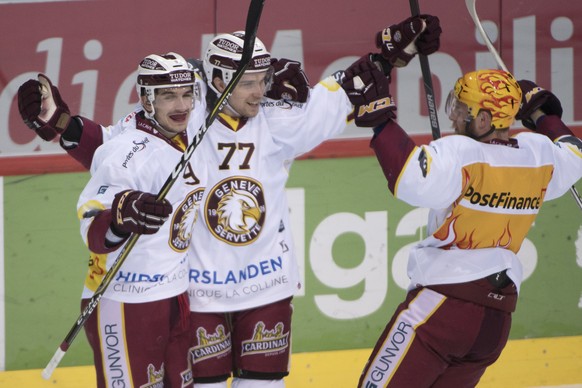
[376,16,424,67]
[341,55,396,127]
[111,190,173,236]
[17,74,72,141]
[516,80,563,130]
[266,58,310,103]
[415,15,441,56]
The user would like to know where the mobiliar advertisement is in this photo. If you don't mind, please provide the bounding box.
[1,0,582,163]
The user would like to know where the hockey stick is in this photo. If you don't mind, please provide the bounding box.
[41,0,266,380]
[465,0,582,211]
[409,0,441,140]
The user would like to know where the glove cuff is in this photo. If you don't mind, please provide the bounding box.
[87,209,127,253]
[370,54,393,77]
[533,115,574,141]
[34,110,72,141]
[35,125,61,141]
[109,221,131,239]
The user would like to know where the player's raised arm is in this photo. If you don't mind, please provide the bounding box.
[17,74,112,169]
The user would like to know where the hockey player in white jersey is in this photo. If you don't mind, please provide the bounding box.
[183,31,356,388]
[76,53,205,388]
[16,15,441,387]
[17,47,312,387]
[178,25,440,386]
[17,47,312,388]
[344,23,582,387]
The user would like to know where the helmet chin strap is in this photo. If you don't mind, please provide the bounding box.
[223,101,242,118]
[473,126,496,141]
[216,92,250,119]
[143,94,175,137]
[212,78,245,118]
[464,115,496,141]
[144,90,157,120]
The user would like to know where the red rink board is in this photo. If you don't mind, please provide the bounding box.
[1,0,582,175]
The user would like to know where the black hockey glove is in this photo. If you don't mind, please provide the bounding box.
[516,80,563,130]
[341,54,396,127]
[376,15,441,67]
[266,58,310,102]
[111,190,173,236]
[416,15,441,55]
[17,74,72,141]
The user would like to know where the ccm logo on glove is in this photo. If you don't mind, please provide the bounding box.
[111,190,173,235]
[357,97,395,116]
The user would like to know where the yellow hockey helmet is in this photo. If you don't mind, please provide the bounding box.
[451,69,522,129]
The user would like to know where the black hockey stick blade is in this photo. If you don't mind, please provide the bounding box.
[41,0,266,380]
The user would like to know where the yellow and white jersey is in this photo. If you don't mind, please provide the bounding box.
[393,131,582,292]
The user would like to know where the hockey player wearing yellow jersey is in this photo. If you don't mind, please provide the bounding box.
[346,32,582,387]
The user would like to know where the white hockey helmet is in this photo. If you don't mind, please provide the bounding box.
[203,31,271,95]
[136,52,195,117]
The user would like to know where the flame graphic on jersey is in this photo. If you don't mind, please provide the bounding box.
[85,253,107,292]
[434,214,513,250]
[216,188,261,233]
[451,226,478,249]
[493,224,512,248]
[433,215,460,246]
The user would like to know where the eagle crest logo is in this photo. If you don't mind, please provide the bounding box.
[206,176,266,245]
[217,188,261,233]
[169,188,204,252]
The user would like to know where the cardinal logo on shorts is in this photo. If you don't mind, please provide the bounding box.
[190,325,232,364]
[139,363,164,388]
[241,321,289,356]
[205,176,266,246]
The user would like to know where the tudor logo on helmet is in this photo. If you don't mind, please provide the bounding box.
[215,38,242,54]
[140,57,164,70]
[135,52,196,120]
[169,72,193,83]
[204,31,272,96]
[137,53,195,90]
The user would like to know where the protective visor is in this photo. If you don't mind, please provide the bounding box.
[236,66,274,92]
[444,89,470,121]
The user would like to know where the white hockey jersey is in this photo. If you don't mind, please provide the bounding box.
[187,76,353,312]
[77,113,207,303]
[75,72,352,311]
[388,131,582,293]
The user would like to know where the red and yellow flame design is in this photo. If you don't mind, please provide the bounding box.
[431,162,552,253]
[456,69,521,129]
